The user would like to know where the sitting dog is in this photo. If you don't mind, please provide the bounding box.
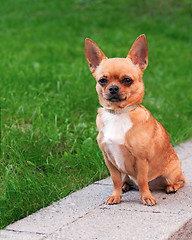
[85,35,185,206]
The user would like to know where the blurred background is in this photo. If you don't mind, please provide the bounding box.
[1,0,192,228]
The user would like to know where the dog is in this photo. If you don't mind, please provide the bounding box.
[85,34,185,206]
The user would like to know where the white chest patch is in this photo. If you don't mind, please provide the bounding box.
[101,110,133,172]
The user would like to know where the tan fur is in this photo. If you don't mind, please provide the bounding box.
[85,35,185,206]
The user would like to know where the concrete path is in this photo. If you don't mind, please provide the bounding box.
[1,140,192,240]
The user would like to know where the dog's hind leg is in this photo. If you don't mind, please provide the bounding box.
[163,160,185,194]
[122,174,136,192]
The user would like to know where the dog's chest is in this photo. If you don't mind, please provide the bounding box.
[101,111,133,172]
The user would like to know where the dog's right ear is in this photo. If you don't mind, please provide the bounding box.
[85,38,107,73]
[127,34,148,71]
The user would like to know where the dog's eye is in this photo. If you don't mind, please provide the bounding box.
[98,78,108,85]
[122,77,133,86]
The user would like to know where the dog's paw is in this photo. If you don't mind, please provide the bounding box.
[106,196,121,205]
[141,195,157,206]
[165,185,178,194]
[122,182,131,192]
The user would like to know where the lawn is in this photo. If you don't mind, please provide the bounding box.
[0,0,192,229]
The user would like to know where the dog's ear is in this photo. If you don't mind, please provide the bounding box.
[85,38,107,73]
[127,34,148,71]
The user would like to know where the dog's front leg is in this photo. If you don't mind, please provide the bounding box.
[136,158,157,206]
[104,155,123,205]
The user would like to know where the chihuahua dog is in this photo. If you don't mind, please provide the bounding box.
[85,35,185,206]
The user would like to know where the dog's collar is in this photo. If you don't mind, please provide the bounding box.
[104,104,138,114]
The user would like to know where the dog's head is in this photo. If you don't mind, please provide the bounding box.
[85,35,148,109]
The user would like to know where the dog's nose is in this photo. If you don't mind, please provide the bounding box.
[109,85,119,95]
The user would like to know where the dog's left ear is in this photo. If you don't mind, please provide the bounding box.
[127,34,148,71]
[85,38,107,73]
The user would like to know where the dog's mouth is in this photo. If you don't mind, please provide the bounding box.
[107,96,127,102]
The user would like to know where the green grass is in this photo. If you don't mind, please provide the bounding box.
[1,0,192,229]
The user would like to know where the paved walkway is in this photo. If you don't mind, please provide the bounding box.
[1,140,192,240]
